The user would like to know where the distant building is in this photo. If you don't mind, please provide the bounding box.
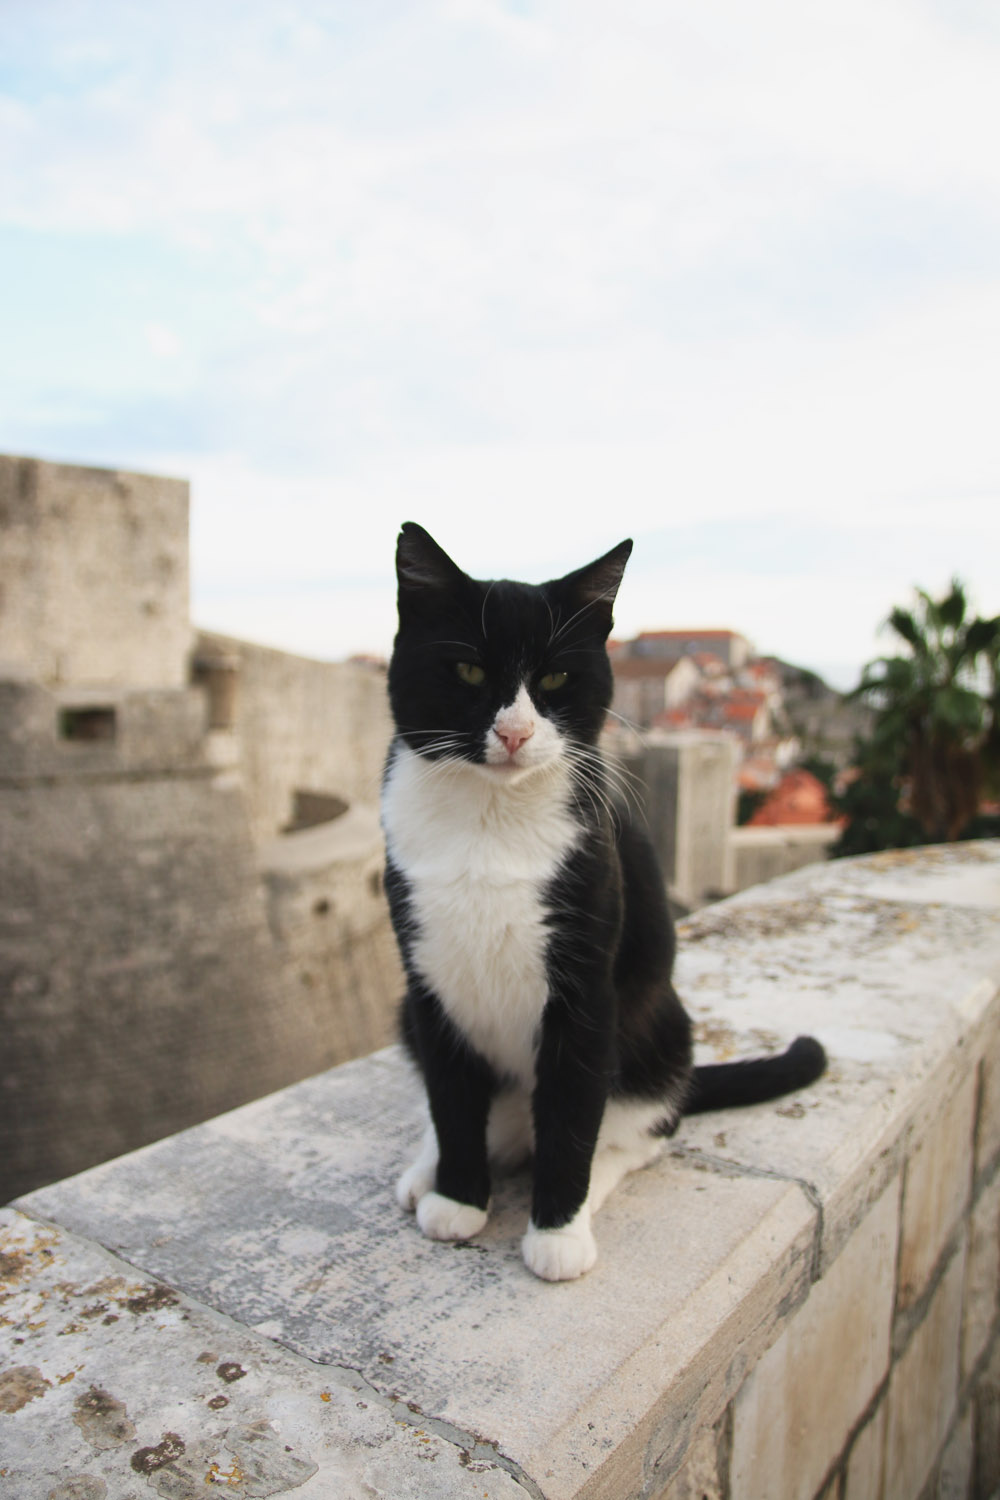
[631,629,753,671]
[611,654,701,728]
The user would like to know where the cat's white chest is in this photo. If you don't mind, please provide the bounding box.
[382,745,581,1085]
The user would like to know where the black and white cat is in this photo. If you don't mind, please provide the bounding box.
[381,523,825,1281]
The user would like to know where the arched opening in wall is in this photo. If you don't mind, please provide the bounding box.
[59,706,117,743]
[283,790,349,834]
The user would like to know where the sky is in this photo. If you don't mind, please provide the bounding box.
[2,0,999,689]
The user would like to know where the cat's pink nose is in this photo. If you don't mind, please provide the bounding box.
[496,726,534,755]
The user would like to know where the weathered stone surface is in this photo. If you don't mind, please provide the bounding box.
[976,1010,1000,1181]
[655,1420,725,1500]
[884,1240,966,1500]
[963,1170,1000,1381]
[18,1047,818,1500]
[938,1408,974,1500]
[843,1400,887,1500]
[197,630,391,844]
[973,1334,1000,1499]
[897,1069,977,1312]
[729,1184,898,1500]
[0,455,191,690]
[0,1209,527,1500]
[672,844,1000,1273]
[0,769,307,1200]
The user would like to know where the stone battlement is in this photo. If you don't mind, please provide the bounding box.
[4,843,1000,1499]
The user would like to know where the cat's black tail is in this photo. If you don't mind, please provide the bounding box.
[683,1035,827,1115]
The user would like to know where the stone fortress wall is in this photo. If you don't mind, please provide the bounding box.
[0,454,401,1202]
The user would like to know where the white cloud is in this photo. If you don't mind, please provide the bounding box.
[3,0,1000,683]
[144,322,182,358]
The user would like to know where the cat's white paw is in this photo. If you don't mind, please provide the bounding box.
[416,1191,489,1242]
[522,1215,598,1282]
[396,1160,436,1213]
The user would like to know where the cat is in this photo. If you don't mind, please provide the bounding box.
[381,523,826,1281]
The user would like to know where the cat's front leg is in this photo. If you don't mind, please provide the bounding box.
[401,988,496,1243]
[521,993,611,1282]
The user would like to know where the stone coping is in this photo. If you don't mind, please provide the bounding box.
[258,801,383,873]
[729,823,841,845]
[4,842,1000,1499]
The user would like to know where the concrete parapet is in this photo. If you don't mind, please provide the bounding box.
[5,842,1000,1498]
[729,822,841,893]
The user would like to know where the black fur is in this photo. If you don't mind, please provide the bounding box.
[383,523,826,1246]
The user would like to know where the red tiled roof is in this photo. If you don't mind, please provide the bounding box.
[612,657,689,680]
[636,629,739,642]
[747,769,843,827]
[651,708,694,729]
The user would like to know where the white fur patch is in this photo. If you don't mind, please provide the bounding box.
[522,1205,598,1281]
[382,735,581,1086]
[396,1124,438,1212]
[484,684,563,773]
[417,1192,488,1242]
[587,1100,668,1213]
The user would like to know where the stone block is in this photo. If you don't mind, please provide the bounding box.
[976,1010,1000,1181]
[634,734,737,909]
[963,1171,1000,1382]
[884,1240,966,1500]
[0,454,191,689]
[897,1071,977,1312]
[844,1399,887,1500]
[938,1408,974,1500]
[655,1420,725,1500]
[729,1184,899,1500]
[973,1334,1000,1498]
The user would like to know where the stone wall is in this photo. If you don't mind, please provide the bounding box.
[0,455,191,689]
[730,823,841,893]
[196,630,392,843]
[259,805,403,1068]
[620,738,842,909]
[6,843,999,1499]
[0,455,403,1201]
[0,670,401,1204]
[619,731,739,910]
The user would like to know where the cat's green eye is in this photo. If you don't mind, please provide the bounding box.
[539,671,568,692]
[455,661,486,687]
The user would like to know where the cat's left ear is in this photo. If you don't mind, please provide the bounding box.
[555,539,633,637]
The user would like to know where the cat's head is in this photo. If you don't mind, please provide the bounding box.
[388,523,632,779]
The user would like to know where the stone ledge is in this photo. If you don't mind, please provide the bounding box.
[4,842,1000,1499]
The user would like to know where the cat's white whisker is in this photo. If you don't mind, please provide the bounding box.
[480,580,497,642]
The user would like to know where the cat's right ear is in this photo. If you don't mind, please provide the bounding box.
[395,523,468,611]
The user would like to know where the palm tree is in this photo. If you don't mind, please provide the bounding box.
[847,581,1000,845]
